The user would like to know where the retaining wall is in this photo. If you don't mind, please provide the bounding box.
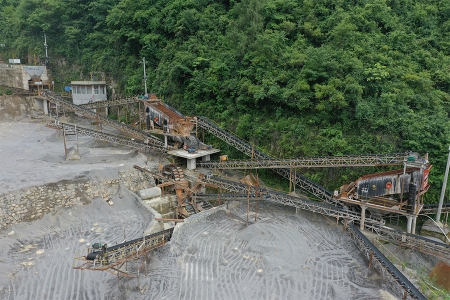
[0,169,155,228]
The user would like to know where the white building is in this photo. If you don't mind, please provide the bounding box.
[71,81,107,105]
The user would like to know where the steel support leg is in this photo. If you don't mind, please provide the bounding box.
[360,206,367,231]
[406,216,413,234]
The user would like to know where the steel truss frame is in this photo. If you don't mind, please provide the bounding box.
[365,224,450,261]
[346,223,426,300]
[72,228,173,273]
[196,116,339,205]
[79,96,140,109]
[48,120,167,152]
[41,91,164,146]
[203,176,384,225]
[197,153,407,169]
[420,203,450,215]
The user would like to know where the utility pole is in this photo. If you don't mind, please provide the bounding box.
[43,33,48,66]
[436,146,450,224]
[142,57,148,96]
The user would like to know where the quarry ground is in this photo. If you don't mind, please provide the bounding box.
[0,95,437,299]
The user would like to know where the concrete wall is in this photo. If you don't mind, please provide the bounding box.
[33,98,48,114]
[0,65,28,90]
[0,169,155,228]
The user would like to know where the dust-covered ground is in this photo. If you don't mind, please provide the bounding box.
[0,197,400,300]
[0,121,150,194]
[0,188,152,300]
[0,115,401,299]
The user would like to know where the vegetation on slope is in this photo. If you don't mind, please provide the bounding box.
[1,0,450,201]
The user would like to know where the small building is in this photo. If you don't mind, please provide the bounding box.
[0,63,53,91]
[71,81,107,105]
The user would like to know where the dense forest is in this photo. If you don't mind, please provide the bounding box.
[1,0,450,202]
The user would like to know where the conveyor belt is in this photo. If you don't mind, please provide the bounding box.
[40,91,165,147]
[74,228,174,270]
[197,116,339,205]
[203,176,384,225]
[421,202,450,215]
[197,153,407,169]
[47,120,167,152]
[365,224,450,261]
[347,223,426,300]
[79,96,140,109]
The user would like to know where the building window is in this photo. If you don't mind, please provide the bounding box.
[94,86,99,94]
[100,86,105,94]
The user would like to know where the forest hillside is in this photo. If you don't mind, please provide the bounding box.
[1,0,450,201]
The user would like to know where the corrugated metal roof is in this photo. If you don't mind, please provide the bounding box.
[144,100,185,122]
[357,168,420,181]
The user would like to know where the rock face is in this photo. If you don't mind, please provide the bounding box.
[0,169,155,228]
[420,219,450,244]
[0,94,35,121]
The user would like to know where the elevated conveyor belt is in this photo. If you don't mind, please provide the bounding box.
[201,177,450,260]
[196,193,266,201]
[203,176,384,225]
[346,223,426,300]
[197,116,339,205]
[197,153,407,169]
[73,228,173,271]
[47,120,167,152]
[40,91,165,147]
[421,202,450,215]
[365,224,450,261]
[79,96,140,109]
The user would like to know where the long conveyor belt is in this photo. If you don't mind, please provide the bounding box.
[202,177,450,261]
[47,120,167,152]
[79,96,140,109]
[203,176,384,225]
[197,153,407,169]
[365,223,450,261]
[40,91,165,147]
[421,202,450,215]
[196,116,339,205]
[346,223,426,300]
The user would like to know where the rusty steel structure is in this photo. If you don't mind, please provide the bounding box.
[142,95,196,137]
[72,228,173,277]
[197,153,408,169]
[133,165,213,218]
[47,119,168,153]
[40,91,165,147]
